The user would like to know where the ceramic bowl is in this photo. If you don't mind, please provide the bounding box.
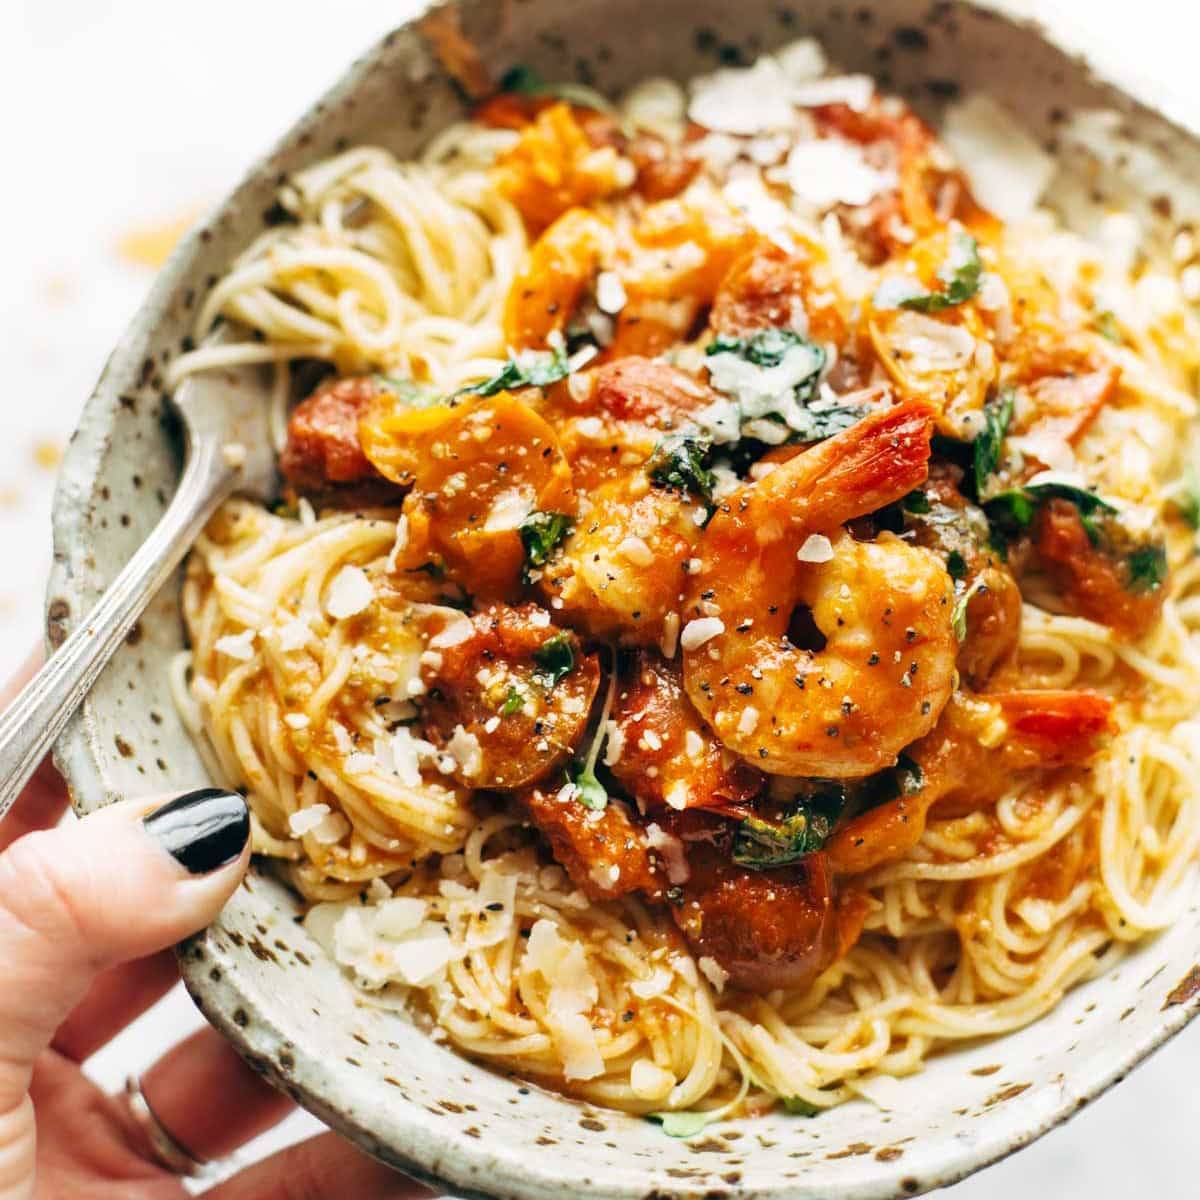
[47,2,1200,1197]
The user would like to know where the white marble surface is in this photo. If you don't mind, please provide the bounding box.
[3,1,1199,1195]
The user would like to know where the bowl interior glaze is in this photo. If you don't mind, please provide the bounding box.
[48,3,1200,1197]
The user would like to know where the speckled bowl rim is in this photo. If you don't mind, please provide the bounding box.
[45,3,1200,1198]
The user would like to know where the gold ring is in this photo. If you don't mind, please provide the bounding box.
[123,1076,209,1178]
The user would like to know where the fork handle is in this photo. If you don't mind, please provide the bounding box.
[0,439,235,823]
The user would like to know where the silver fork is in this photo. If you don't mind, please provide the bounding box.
[0,364,278,821]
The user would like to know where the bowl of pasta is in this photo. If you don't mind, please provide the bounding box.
[48,0,1200,1197]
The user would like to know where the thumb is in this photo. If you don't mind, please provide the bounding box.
[0,788,249,1107]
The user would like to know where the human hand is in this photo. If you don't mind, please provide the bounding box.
[0,660,430,1200]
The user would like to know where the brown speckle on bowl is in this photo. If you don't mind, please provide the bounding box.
[1163,964,1200,1007]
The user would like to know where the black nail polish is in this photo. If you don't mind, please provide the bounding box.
[143,788,250,875]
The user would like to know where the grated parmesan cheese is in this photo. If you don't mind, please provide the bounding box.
[785,138,897,209]
[680,617,724,650]
[797,533,834,563]
[646,822,690,881]
[214,628,257,661]
[325,565,374,620]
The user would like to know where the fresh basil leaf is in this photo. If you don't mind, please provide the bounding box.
[647,434,715,501]
[784,404,868,443]
[500,64,617,116]
[532,634,576,689]
[707,329,816,372]
[649,1110,710,1138]
[973,386,1015,490]
[460,346,570,398]
[501,686,526,717]
[782,1096,821,1117]
[1127,543,1167,592]
[946,549,968,580]
[568,763,609,812]
[951,577,987,641]
[519,511,574,575]
[903,490,932,514]
[983,479,1116,553]
[701,328,843,447]
[731,788,846,869]
[875,230,982,313]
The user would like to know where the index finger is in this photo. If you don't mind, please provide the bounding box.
[0,648,71,853]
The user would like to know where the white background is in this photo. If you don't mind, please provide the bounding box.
[1,1,1197,1195]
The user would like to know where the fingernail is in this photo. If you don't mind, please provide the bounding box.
[143,788,250,875]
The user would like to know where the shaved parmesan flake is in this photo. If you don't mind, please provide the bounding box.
[659,611,680,659]
[526,920,604,1080]
[428,612,474,649]
[617,535,654,566]
[277,618,310,652]
[785,139,896,209]
[289,804,332,837]
[646,823,690,882]
[630,966,674,999]
[723,175,796,252]
[791,74,873,112]
[446,725,483,780]
[305,902,459,989]
[774,37,827,85]
[681,617,724,650]
[698,956,730,993]
[215,629,257,661]
[311,810,351,845]
[737,706,760,736]
[483,487,532,532]
[689,59,798,135]
[602,720,626,767]
[684,729,705,760]
[797,533,834,563]
[284,712,310,730]
[622,76,687,141]
[942,94,1054,223]
[325,565,374,620]
[595,271,627,314]
[375,897,428,939]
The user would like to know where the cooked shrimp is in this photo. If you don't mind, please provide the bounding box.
[710,242,845,346]
[538,473,702,646]
[608,651,763,812]
[420,603,600,789]
[610,182,755,357]
[683,400,956,777]
[360,392,575,598]
[504,207,614,348]
[825,688,1116,874]
[492,103,632,231]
